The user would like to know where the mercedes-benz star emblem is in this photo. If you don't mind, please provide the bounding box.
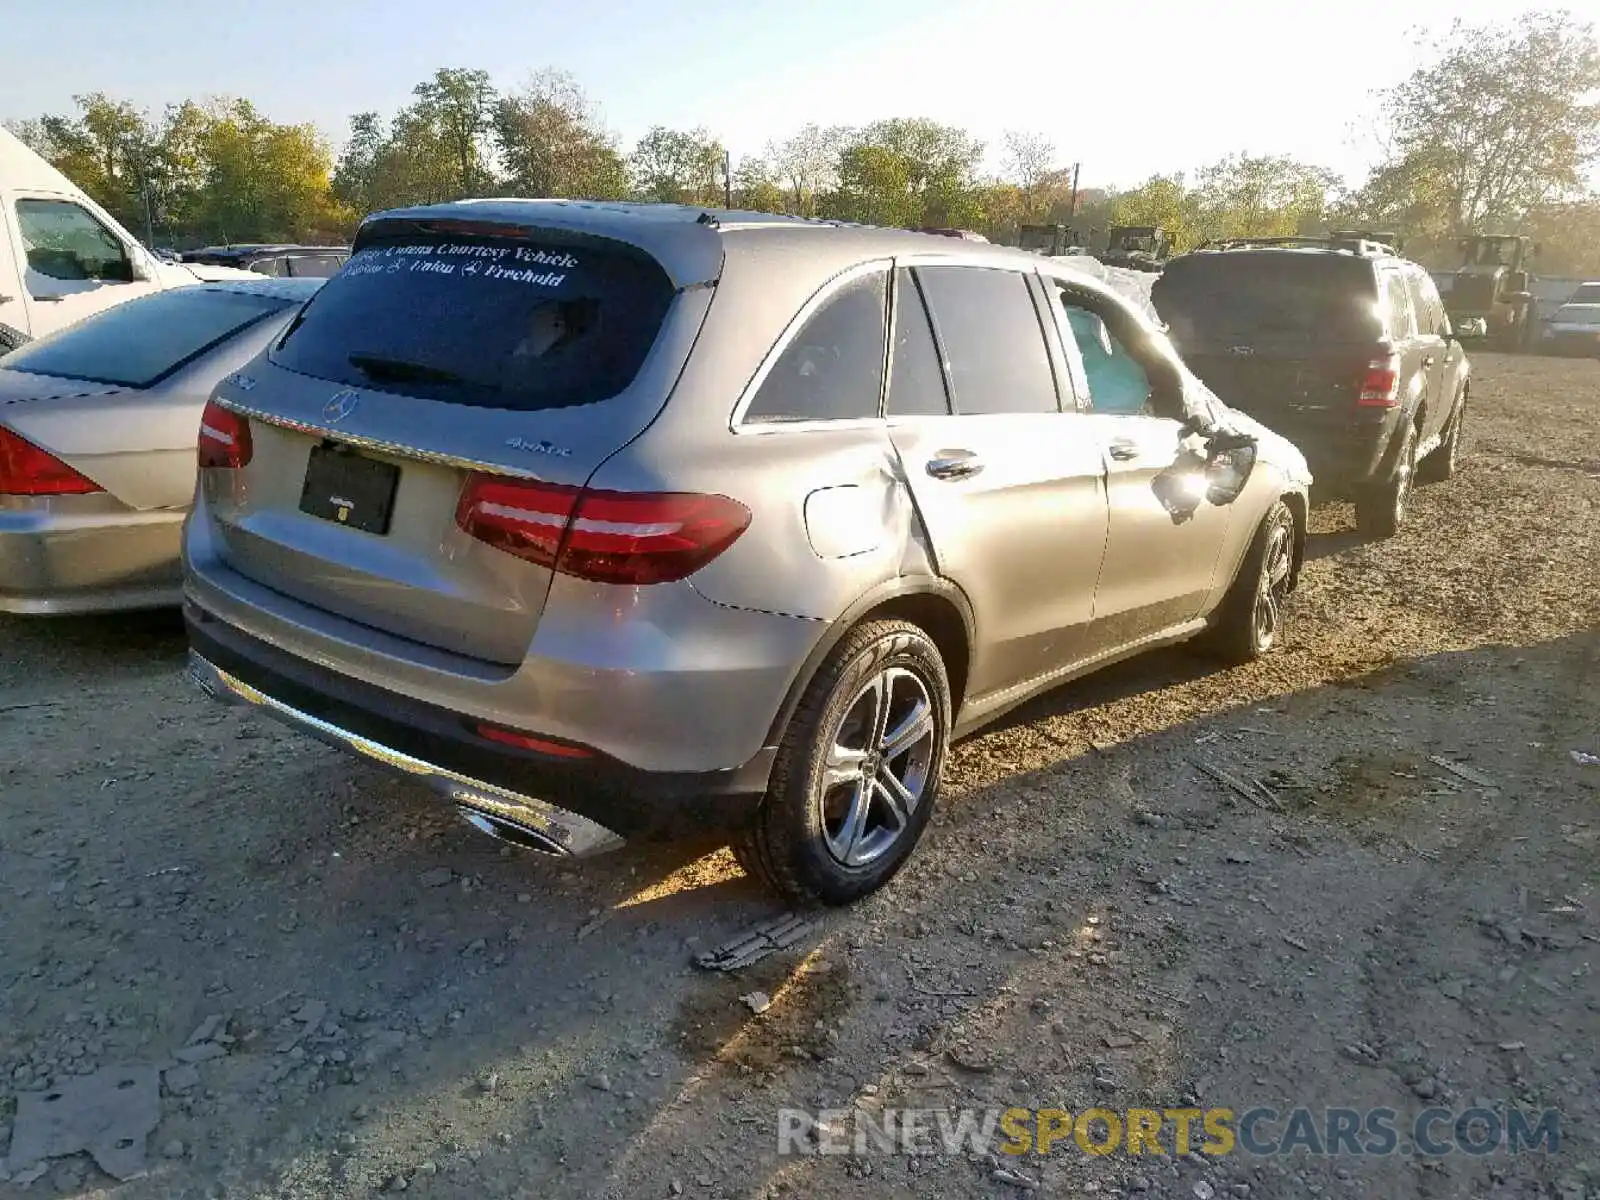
[323,389,360,424]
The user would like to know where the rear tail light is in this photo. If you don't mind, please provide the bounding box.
[0,427,102,496]
[1357,354,1401,407]
[198,399,253,469]
[455,475,751,585]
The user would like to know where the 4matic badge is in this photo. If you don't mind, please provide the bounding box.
[506,437,572,458]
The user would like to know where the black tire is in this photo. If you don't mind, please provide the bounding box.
[1417,392,1466,484]
[1355,422,1417,539]
[733,620,951,907]
[1196,499,1297,665]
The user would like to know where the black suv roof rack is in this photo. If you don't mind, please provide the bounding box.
[1192,233,1403,258]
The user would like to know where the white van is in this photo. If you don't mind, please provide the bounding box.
[0,126,256,351]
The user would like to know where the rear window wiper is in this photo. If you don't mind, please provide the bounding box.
[347,353,469,385]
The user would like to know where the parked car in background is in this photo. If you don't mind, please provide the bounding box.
[0,126,256,351]
[182,201,1309,907]
[1539,281,1600,356]
[915,228,989,242]
[1153,235,1470,538]
[0,277,322,614]
[182,244,350,279]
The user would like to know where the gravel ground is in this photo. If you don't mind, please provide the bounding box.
[1,351,1597,1200]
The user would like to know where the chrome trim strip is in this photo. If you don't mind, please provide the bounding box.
[211,400,549,479]
[186,651,626,858]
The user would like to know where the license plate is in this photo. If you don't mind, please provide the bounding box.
[298,443,399,535]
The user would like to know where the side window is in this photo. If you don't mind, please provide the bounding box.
[914,266,1058,415]
[250,258,287,278]
[287,254,343,278]
[1403,270,1439,337]
[1383,272,1416,339]
[744,270,887,423]
[1060,300,1153,416]
[1414,271,1452,337]
[885,269,950,417]
[14,199,133,285]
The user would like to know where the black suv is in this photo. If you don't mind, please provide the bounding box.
[1152,235,1470,537]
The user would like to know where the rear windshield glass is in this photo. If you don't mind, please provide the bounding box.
[1154,254,1381,344]
[0,287,286,388]
[270,234,677,411]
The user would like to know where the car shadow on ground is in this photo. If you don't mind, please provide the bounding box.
[5,608,1595,1196]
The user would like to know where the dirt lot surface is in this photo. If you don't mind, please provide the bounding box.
[2,352,1598,1200]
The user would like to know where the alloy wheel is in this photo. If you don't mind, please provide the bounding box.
[1254,518,1295,648]
[819,667,936,868]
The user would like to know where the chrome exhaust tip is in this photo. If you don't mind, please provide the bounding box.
[458,806,571,856]
[186,653,627,860]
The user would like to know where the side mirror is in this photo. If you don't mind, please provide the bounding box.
[1204,440,1259,507]
[129,252,154,283]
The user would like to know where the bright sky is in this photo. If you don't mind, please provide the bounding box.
[0,0,1554,190]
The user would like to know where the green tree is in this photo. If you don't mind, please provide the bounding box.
[330,111,389,217]
[1111,174,1196,247]
[1001,129,1057,222]
[731,155,787,213]
[11,94,158,237]
[823,119,985,228]
[765,123,849,216]
[494,69,628,200]
[1352,11,1600,236]
[191,100,347,243]
[1189,154,1339,242]
[411,68,499,197]
[629,126,725,205]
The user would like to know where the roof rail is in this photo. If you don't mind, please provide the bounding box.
[1194,234,1402,258]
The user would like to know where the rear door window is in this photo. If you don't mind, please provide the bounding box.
[1407,269,1450,337]
[913,266,1059,415]
[270,234,677,412]
[1154,254,1382,344]
[1383,272,1416,339]
[744,270,887,423]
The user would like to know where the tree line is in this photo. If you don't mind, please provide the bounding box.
[8,10,1598,275]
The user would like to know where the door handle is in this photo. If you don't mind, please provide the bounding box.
[926,451,983,481]
[34,295,65,303]
[0,294,13,305]
[1107,438,1140,461]
[1422,355,1436,367]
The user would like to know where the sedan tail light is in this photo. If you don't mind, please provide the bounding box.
[0,427,102,496]
[198,400,253,469]
[1357,354,1402,408]
[455,475,751,585]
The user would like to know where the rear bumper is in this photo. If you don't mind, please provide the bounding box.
[184,601,779,844]
[0,505,183,614]
[1288,428,1396,497]
[183,510,822,774]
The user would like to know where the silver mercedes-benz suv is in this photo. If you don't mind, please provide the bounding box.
[182,200,1310,906]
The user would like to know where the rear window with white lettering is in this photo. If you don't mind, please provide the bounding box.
[270,235,676,411]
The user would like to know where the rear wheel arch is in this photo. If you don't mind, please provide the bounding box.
[762,580,974,750]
